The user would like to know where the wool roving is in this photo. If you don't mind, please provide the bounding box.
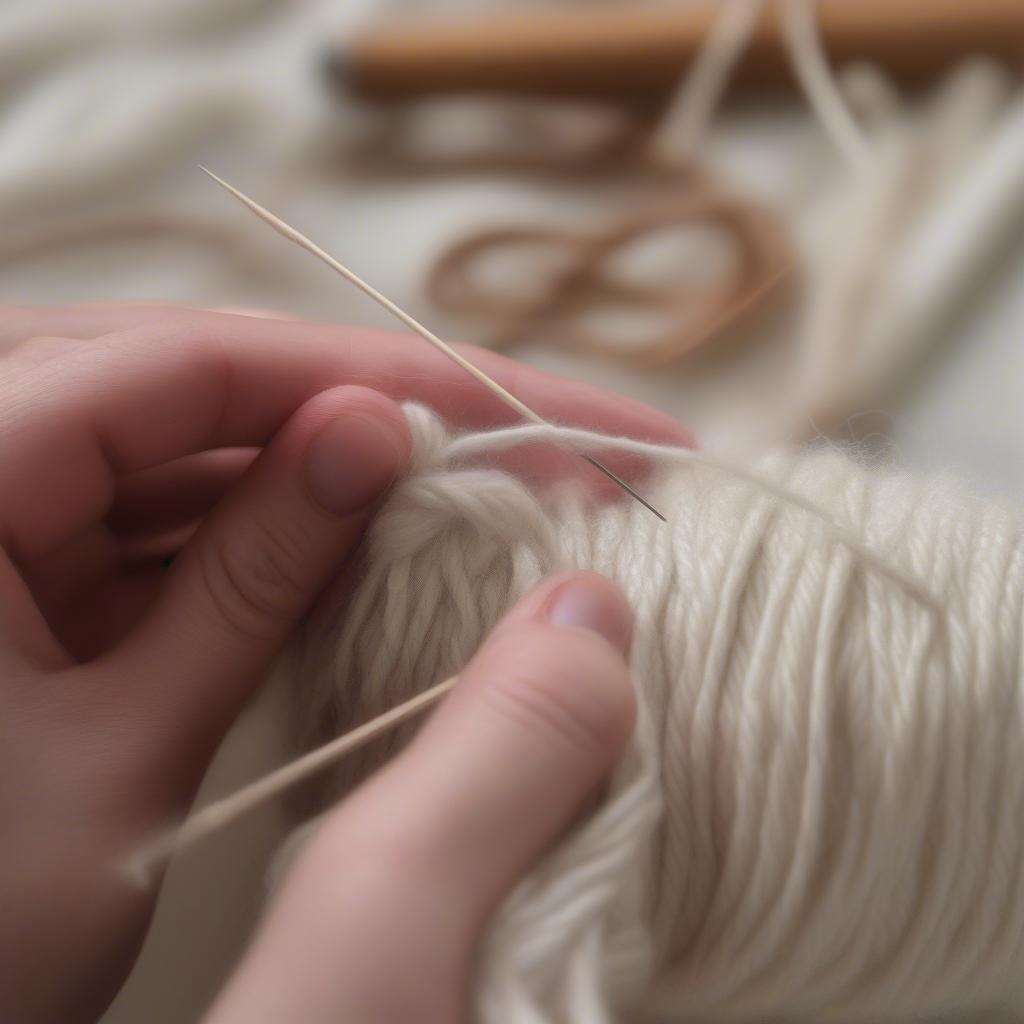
[285,404,1024,1023]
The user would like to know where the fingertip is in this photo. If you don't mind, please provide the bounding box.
[541,570,634,656]
[498,570,634,657]
[477,616,637,765]
[464,342,696,447]
[303,385,411,451]
[592,389,696,447]
[478,570,637,762]
[442,571,637,776]
[302,387,411,515]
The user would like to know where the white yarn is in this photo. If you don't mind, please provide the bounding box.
[786,59,1022,442]
[285,405,1024,1023]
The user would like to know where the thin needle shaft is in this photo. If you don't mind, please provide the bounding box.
[200,167,665,521]
[124,676,457,886]
[581,454,666,521]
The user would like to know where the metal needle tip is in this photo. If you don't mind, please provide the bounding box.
[582,455,667,521]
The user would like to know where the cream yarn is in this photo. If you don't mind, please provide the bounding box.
[286,405,1024,1023]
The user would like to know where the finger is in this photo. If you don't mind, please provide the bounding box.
[107,449,258,535]
[102,386,411,781]
[0,308,688,441]
[0,311,689,563]
[0,304,292,347]
[207,572,634,1024]
[0,304,196,347]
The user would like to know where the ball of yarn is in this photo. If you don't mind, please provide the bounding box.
[286,405,1024,1023]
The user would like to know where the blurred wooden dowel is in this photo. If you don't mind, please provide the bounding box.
[328,0,1024,106]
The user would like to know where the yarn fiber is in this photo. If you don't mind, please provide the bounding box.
[287,405,1024,1023]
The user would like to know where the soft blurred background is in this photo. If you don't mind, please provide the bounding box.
[2,0,1022,1020]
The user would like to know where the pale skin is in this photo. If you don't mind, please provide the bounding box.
[0,305,691,1023]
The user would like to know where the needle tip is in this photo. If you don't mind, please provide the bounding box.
[581,455,667,522]
[197,165,234,194]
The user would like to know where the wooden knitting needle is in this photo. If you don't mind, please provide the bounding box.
[199,167,666,522]
[328,0,1024,104]
[123,676,457,886]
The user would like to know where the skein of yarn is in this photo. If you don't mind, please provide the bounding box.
[285,405,1024,1023]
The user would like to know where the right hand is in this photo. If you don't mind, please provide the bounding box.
[206,570,635,1024]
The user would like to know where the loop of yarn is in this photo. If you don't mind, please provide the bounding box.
[287,405,1024,1022]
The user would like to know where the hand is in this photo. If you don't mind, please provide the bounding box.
[207,571,634,1024]
[0,305,683,1022]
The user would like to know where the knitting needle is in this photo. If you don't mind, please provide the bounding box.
[199,166,666,522]
[123,675,458,886]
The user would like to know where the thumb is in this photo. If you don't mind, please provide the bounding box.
[106,385,411,771]
[207,571,635,1024]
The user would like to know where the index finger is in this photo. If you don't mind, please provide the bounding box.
[0,310,690,562]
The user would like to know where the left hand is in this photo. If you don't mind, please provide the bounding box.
[0,304,688,1022]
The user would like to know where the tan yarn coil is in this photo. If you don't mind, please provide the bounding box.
[287,406,1024,1022]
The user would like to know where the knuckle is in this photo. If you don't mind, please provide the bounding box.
[199,518,313,642]
[478,625,635,761]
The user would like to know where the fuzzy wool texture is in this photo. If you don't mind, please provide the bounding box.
[285,405,1024,1023]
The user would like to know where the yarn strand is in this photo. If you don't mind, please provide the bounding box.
[442,421,941,612]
